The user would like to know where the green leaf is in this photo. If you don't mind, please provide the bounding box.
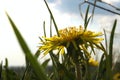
[84,5,91,30]
[109,19,117,68]
[6,13,49,80]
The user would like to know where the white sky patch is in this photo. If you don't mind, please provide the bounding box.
[102,0,120,4]
[0,0,50,66]
[54,0,62,5]
[95,14,120,33]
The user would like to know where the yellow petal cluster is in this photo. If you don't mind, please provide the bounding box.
[39,26,103,56]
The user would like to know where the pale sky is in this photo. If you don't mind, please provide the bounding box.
[0,0,120,66]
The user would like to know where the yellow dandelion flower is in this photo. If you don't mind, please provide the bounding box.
[88,57,99,66]
[39,26,103,56]
[113,73,120,80]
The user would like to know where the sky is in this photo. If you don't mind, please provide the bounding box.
[0,0,120,66]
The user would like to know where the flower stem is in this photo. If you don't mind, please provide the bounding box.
[75,61,82,80]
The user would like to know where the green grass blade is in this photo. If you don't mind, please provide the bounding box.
[44,0,59,36]
[85,5,89,24]
[42,59,50,69]
[34,49,41,58]
[0,62,2,79]
[3,58,20,80]
[105,19,117,80]
[103,29,108,53]
[84,5,91,30]
[91,0,97,21]
[43,21,46,37]
[6,13,49,80]
[97,54,106,80]
[50,16,52,37]
[79,2,84,20]
[22,49,41,80]
[49,52,59,79]
[109,19,117,68]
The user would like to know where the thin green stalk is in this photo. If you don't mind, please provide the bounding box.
[44,0,59,36]
[75,63,81,80]
[43,21,46,37]
[50,15,52,37]
[84,5,91,30]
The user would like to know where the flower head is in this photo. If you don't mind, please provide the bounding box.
[39,26,103,56]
